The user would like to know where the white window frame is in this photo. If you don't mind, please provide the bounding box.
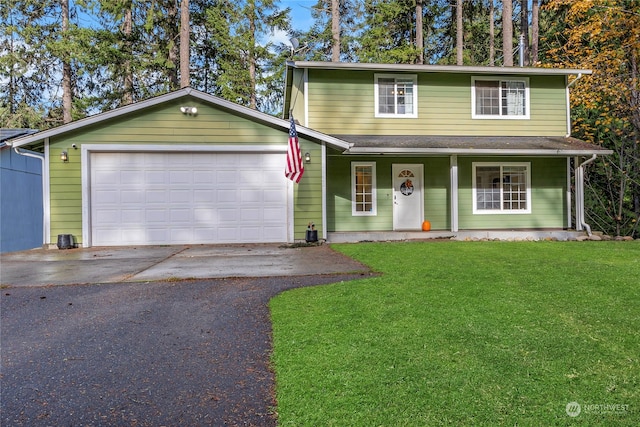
[472,162,531,214]
[374,74,418,118]
[471,76,530,120]
[351,162,377,216]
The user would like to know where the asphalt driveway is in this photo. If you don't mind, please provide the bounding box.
[0,244,371,426]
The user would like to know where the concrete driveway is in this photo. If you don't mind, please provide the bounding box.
[1,244,372,425]
[0,244,370,287]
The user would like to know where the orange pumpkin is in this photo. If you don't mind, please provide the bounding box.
[422,220,431,231]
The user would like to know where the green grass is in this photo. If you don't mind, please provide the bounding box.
[270,241,640,426]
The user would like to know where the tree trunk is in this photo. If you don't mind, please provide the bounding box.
[122,5,134,105]
[61,0,73,124]
[249,8,257,109]
[456,0,463,65]
[331,0,340,62]
[531,0,539,64]
[502,0,513,66]
[416,0,423,64]
[180,0,190,88]
[168,1,179,90]
[520,0,529,65]
[489,0,495,66]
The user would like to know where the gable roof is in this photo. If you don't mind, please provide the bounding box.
[337,135,612,156]
[7,88,351,152]
[286,61,592,76]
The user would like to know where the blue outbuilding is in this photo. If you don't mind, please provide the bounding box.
[1,129,43,253]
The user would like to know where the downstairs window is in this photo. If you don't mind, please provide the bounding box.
[473,162,531,214]
[352,162,377,216]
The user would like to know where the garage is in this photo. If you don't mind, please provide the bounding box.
[89,150,289,246]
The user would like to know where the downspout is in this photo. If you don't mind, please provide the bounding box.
[13,146,46,246]
[575,154,597,236]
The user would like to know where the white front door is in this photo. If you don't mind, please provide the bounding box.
[392,164,424,230]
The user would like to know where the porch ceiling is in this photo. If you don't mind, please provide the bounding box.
[336,135,612,156]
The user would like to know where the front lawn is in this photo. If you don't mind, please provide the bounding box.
[270,241,639,426]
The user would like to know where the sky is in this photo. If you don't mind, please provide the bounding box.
[271,0,317,46]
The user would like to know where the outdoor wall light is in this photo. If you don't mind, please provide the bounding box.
[180,106,198,115]
[304,152,311,163]
[60,151,68,162]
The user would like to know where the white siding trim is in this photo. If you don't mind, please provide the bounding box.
[321,142,327,240]
[43,139,51,245]
[304,68,309,127]
[565,75,572,137]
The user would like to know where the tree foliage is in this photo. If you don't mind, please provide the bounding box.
[2,0,638,236]
[544,0,640,236]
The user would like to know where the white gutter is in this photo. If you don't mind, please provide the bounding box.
[13,147,47,246]
[287,61,592,77]
[575,154,597,236]
[345,147,610,156]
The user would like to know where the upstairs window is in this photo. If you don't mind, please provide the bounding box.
[473,162,531,214]
[375,74,417,118]
[472,77,529,119]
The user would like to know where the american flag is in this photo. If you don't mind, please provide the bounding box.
[285,115,304,183]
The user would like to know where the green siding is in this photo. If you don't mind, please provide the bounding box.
[304,69,568,136]
[293,139,323,239]
[326,154,451,232]
[47,95,322,244]
[457,157,568,229]
[326,154,568,232]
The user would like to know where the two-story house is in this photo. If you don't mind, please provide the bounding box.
[7,61,610,248]
[284,61,611,242]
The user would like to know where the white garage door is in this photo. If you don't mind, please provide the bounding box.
[90,151,288,246]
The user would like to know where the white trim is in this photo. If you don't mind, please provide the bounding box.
[287,61,592,76]
[9,87,351,152]
[450,155,458,232]
[351,161,377,216]
[81,147,91,247]
[374,74,418,118]
[43,139,51,245]
[81,144,290,248]
[321,142,327,240]
[304,68,309,126]
[346,147,611,156]
[565,75,572,137]
[81,144,287,153]
[472,162,532,214]
[471,76,530,120]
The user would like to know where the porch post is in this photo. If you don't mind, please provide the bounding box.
[566,157,572,229]
[450,155,458,232]
[321,142,327,240]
